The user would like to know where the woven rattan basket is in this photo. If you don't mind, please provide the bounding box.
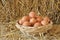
[16,21,53,36]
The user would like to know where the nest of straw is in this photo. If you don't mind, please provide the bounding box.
[16,21,53,36]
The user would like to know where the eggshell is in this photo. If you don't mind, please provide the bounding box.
[23,21,31,26]
[43,16,50,22]
[36,16,43,22]
[19,20,23,25]
[30,18,37,25]
[34,22,42,27]
[41,20,49,26]
[29,11,36,18]
[21,16,30,22]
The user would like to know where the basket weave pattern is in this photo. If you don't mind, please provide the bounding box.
[16,21,53,36]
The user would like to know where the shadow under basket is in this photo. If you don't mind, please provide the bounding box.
[16,21,53,37]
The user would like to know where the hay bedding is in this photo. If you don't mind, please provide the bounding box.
[0,0,60,24]
[0,22,60,40]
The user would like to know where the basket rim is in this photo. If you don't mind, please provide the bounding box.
[16,20,53,29]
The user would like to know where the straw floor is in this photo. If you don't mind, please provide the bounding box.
[0,21,60,40]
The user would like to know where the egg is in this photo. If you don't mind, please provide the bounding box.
[29,11,36,18]
[36,16,43,22]
[21,16,30,22]
[41,20,49,26]
[34,22,42,27]
[19,20,23,25]
[30,18,37,25]
[23,21,31,26]
[43,16,50,22]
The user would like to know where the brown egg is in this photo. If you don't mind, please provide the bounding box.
[29,11,36,18]
[41,20,49,26]
[21,16,30,22]
[30,18,37,25]
[43,16,50,22]
[34,22,42,27]
[19,20,23,25]
[36,16,43,22]
[23,21,31,26]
